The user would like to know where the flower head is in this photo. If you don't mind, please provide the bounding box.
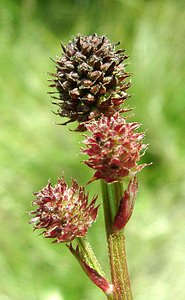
[29,177,98,242]
[49,33,131,131]
[82,113,148,183]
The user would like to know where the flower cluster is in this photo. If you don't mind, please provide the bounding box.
[82,113,148,183]
[28,33,150,299]
[49,33,131,131]
[29,177,98,243]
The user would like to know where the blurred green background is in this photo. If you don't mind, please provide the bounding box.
[0,0,185,299]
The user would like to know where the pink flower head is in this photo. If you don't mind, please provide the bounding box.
[82,113,148,183]
[29,177,98,242]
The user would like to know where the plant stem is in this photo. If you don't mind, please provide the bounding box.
[77,237,114,299]
[101,180,133,300]
[76,237,106,277]
[107,294,115,300]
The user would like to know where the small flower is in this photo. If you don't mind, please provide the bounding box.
[29,177,98,242]
[82,113,148,183]
[49,33,131,131]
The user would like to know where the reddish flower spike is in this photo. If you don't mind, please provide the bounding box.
[29,177,99,243]
[82,113,148,183]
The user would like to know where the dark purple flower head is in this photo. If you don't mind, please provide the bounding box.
[49,33,131,131]
[82,113,148,183]
[29,177,98,242]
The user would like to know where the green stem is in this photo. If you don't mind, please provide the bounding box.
[101,180,133,300]
[107,294,115,300]
[76,237,106,278]
[77,237,114,299]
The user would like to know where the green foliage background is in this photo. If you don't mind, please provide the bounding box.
[0,0,185,299]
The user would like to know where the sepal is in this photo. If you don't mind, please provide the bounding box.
[113,177,138,232]
[67,244,113,295]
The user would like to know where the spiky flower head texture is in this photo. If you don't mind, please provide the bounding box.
[29,177,98,242]
[82,113,148,183]
[49,33,131,131]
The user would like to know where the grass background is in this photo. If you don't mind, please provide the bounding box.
[0,0,185,299]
